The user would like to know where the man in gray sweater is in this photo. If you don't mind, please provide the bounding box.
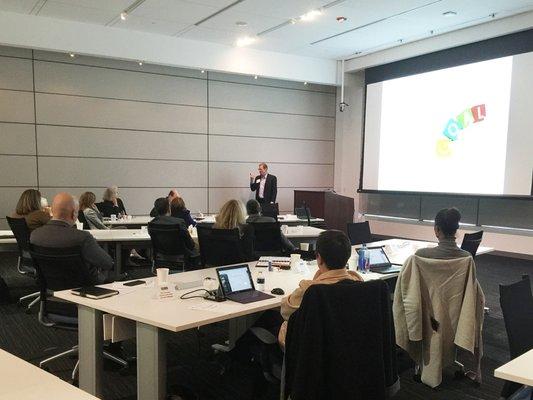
[31,192,114,284]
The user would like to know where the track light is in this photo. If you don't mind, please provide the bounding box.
[138,61,143,66]
[254,75,258,80]
[236,36,256,47]
[201,70,205,74]
[120,12,127,20]
[69,53,75,58]
[300,9,322,22]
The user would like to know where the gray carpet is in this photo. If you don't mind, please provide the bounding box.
[0,251,531,400]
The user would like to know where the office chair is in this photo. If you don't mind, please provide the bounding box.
[294,206,311,226]
[29,244,127,381]
[196,225,247,267]
[5,216,40,312]
[499,275,533,399]
[77,211,90,230]
[250,221,284,257]
[148,222,198,272]
[261,203,279,220]
[347,221,373,245]
[461,231,483,258]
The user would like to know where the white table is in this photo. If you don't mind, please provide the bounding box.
[54,260,384,400]
[0,348,99,400]
[197,214,324,227]
[104,216,152,227]
[495,349,533,387]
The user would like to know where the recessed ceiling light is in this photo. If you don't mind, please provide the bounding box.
[236,36,256,47]
[201,70,205,74]
[290,18,297,24]
[304,82,308,85]
[69,53,75,58]
[442,11,457,17]
[235,21,247,27]
[336,16,347,23]
[120,12,127,20]
[254,75,258,80]
[138,61,143,66]
[300,9,322,22]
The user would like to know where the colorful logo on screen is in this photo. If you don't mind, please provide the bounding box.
[436,104,486,157]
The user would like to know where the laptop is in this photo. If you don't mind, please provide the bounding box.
[358,246,401,274]
[216,264,274,304]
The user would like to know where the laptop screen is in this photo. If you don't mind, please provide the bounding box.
[357,247,391,267]
[216,265,254,295]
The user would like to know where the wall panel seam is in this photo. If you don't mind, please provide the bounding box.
[0,88,33,94]
[209,106,335,118]
[32,50,39,188]
[209,79,337,96]
[34,123,208,136]
[208,133,334,142]
[0,54,32,61]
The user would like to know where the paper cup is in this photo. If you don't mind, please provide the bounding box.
[156,268,169,285]
[290,253,301,269]
[300,243,309,251]
[110,214,117,221]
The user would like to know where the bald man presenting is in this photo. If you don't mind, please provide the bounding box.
[250,162,277,204]
[30,192,113,284]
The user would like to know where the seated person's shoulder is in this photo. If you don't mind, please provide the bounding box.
[414,247,432,257]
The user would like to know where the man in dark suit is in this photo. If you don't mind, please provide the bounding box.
[245,199,295,251]
[250,162,277,204]
[149,197,195,252]
[30,192,114,284]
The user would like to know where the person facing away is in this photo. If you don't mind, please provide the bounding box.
[245,199,296,251]
[249,162,277,204]
[170,196,196,228]
[12,189,51,231]
[79,192,109,230]
[415,207,471,259]
[97,186,127,218]
[150,197,195,252]
[30,192,113,284]
[149,188,180,217]
[278,230,363,346]
[214,199,254,261]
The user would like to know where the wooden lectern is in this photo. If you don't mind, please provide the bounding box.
[293,190,354,233]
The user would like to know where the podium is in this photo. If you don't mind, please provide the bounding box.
[293,190,354,233]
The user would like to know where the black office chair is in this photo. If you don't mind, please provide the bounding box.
[148,222,197,272]
[77,211,90,230]
[5,216,40,312]
[347,221,373,245]
[196,225,246,267]
[250,221,284,257]
[499,275,533,399]
[294,206,311,226]
[261,203,279,220]
[461,231,483,258]
[29,244,127,381]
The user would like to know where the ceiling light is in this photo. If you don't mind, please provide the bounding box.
[254,75,258,80]
[336,16,347,23]
[138,61,143,66]
[300,9,322,22]
[120,12,127,20]
[201,70,205,74]
[69,53,75,58]
[304,82,308,85]
[442,11,457,17]
[235,21,247,27]
[290,18,297,24]
[236,36,256,47]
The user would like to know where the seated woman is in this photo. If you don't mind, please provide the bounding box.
[79,192,109,230]
[213,199,254,261]
[98,186,127,218]
[12,189,51,231]
[170,197,196,228]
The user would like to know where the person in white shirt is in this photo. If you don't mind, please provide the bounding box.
[249,162,277,204]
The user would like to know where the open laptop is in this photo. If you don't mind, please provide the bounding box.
[358,246,401,274]
[216,264,274,304]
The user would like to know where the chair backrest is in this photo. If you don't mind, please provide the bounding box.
[77,210,90,230]
[250,221,283,254]
[147,222,189,260]
[460,230,483,257]
[6,216,32,258]
[347,221,372,245]
[294,206,311,226]
[261,203,279,220]
[499,275,533,359]
[196,225,245,267]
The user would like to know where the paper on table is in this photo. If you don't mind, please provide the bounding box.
[188,303,220,312]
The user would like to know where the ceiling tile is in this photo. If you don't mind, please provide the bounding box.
[51,0,133,12]
[0,0,40,13]
[131,0,219,24]
[232,0,325,19]
[114,14,190,35]
[199,9,286,34]
[37,1,115,24]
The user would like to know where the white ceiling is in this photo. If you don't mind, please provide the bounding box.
[1,0,533,60]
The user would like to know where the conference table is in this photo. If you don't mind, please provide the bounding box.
[494,349,533,387]
[54,238,493,400]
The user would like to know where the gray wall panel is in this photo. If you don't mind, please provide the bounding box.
[38,157,207,187]
[362,193,420,219]
[0,56,33,91]
[479,198,533,230]
[420,196,478,225]
[209,81,336,117]
[0,46,32,59]
[209,162,333,188]
[0,123,36,154]
[0,90,35,123]
[34,61,207,106]
[39,187,208,215]
[37,125,207,160]
[0,188,37,223]
[209,135,334,164]
[0,156,37,186]
[209,108,334,140]
[35,93,207,133]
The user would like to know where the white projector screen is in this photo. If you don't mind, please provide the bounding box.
[363,52,533,196]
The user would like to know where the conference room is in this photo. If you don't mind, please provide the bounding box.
[0,1,532,400]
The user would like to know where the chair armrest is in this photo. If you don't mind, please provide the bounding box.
[250,327,278,345]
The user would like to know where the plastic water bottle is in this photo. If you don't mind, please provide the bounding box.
[358,244,367,273]
[256,272,265,291]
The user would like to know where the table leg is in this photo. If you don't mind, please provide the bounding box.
[212,313,260,352]
[115,242,122,278]
[78,305,103,397]
[137,322,166,400]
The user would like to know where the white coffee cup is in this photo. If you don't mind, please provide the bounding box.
[290,253,301,269]
[156,268,169,285]
[110,214,117,221]
[300,243,309,251]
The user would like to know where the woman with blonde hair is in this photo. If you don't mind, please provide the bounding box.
[12,189,51,231]
[214,199,254,260]
[79,192,108,230]
[98,186,127,218]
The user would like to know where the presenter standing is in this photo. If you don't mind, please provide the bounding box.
[250,162,277,204]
